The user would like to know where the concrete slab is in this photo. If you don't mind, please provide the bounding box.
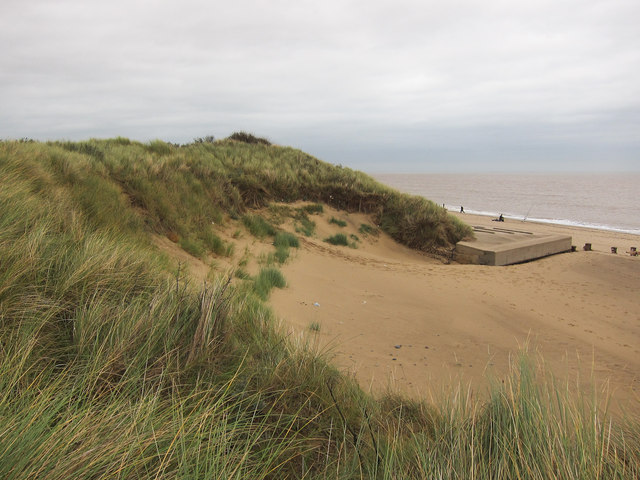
[455,225,572,266]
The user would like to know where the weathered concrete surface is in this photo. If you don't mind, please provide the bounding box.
[455,225,572,266]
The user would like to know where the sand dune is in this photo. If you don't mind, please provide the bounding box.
[270,209,640,410]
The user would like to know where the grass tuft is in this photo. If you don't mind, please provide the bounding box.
[242,214,277,239]
[294,210,316,237]
[300,203,324,214]
[329,216,347,227]
[359,223,379,236]
[253,267,287,299]
[324,233,349,246]
[274,231,299,249]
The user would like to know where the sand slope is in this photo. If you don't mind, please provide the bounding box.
[270,209,640,409]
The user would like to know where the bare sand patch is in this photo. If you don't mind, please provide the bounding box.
[270,211,640,410]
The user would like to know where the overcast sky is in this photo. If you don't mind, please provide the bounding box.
[1,0,639,172]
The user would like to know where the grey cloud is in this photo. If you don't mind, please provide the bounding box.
[1,0,639,171]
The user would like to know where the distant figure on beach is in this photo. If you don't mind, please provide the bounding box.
[460,206,464,213]
[492,214,504,222]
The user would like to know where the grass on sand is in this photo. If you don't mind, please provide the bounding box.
[0,137,638,478]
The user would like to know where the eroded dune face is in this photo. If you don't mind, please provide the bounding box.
[270,209,640,410]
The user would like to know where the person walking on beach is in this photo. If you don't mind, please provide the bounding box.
[460,206,464,213]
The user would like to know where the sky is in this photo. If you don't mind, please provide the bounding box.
[1,0,639,172]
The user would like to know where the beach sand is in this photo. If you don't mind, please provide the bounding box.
[270,208,640,409]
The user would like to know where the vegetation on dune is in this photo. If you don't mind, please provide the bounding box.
[329,216,348,227]
[359,223,379,237]
[324,233,359,249]
[6,135,470,254]
[242,213,277,239]
[1,137,639,478]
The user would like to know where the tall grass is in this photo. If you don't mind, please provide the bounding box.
[1,139,638,478]
[242,213,277,239]
[325,233,350,246]
[329,216,348,227]
[253,267,287,299]
[4,137,471,253]
[273,231,300,264]
[0,148,364,478]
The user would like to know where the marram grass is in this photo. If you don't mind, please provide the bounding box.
[1,137,471,253]
[0,138,638,478]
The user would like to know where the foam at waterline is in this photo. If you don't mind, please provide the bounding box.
[446,207,640,236]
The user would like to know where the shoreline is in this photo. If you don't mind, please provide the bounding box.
[374,171,640,238]
[451,211,640,255]
[448,208,640,237]
[270,207,640,410]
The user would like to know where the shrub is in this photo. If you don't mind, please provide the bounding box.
[329,217,347,227]
[192,135,216,144]
[228,131,271,145]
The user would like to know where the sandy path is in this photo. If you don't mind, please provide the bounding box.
[270,210,640,409]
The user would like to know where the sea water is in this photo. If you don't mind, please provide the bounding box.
[373,173,640,235]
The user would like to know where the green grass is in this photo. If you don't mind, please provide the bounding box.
[273,246,290,263]
[272,231,300,264]
[294,210,316,237]
[267,203,293,225]
[242,214,277,238]
[13,136,471,253]
[329,216,347,227]
[300,203,324,214]
[325,233,349,246]
[359,223,379,236]
[274,231,300,249]
[179,236,206,258]
[325,233,358,248]
[253,267,287,299]
[1,138,638,479]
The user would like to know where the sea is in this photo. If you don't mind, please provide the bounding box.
[373,173,640,236]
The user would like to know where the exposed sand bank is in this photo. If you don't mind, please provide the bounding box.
[270,209,640,409]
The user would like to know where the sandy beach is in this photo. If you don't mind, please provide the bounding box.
[269,208,640,409]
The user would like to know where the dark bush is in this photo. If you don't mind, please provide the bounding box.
[228,131,271,146]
